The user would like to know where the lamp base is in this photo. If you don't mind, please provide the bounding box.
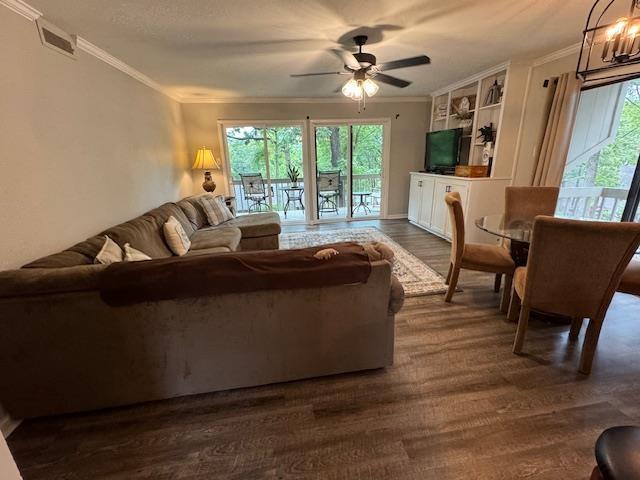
[202,171,216,193]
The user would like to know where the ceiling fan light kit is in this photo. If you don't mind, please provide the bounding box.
[291,34,430,109]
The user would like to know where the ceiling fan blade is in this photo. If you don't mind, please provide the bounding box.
[377,55,431,71]
[291,72,350,77]
[331,49,361,70]
[373,73,411,88]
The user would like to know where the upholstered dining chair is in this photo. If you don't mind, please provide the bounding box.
[444,192,516,312]
[618,258,640,296]
[508,216,640,374]
[504,186,560,222]
[495,186,561,291]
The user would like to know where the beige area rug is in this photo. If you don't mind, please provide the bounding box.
[280,227,448,297]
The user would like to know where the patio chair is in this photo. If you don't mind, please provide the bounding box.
[317,170,341,216]
[240,173,271,212]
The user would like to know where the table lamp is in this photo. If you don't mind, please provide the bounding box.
[192,146,221,192]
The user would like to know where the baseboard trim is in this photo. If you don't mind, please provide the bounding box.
[385,213,408,220]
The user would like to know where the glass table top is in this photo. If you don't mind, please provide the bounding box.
[475,214,534,243]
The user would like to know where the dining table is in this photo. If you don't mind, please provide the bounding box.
[475,214,534,266]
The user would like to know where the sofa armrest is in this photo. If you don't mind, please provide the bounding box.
[388,274,405,314]
[0,264,106,299]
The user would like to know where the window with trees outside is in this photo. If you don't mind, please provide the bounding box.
[223,121,387,223]
[558,79,640,223]
[224,125,305,221]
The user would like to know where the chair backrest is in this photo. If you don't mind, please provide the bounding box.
[505,186,559,223]
[317,170,340,193]
[444,192,465,265]
[523,216,640,318]
[240,173,265,196]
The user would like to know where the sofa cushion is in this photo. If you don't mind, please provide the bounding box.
[189,227,241,252]
[0,264,106,298]
[185,246,233,256]
[177,194,211,230]
[163,215,191,256]
[95,236,124,265]
[223,212,281,238]
[124,243,152,262]
[22,250,94,269]
[100,203,193,259]
[200,195,234,226]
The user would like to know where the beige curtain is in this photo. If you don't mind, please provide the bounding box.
[532,72,583,187]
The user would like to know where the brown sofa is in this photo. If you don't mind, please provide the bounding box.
[0,195,403,418]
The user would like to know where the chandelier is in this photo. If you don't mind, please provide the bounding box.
[578,0,640,87]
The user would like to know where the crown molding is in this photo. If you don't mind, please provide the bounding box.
[0,0,41,20]
[430,61,511,97]
[2,0,428,106]
[1,0,180,102]
[179,96,430,104]
[532,42,581,67]
[75,38,180,101]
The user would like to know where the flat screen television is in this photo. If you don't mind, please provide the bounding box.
[424,128,462,174]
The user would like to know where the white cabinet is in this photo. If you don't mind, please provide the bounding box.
[407,175,435,228]
[407,175,422,223]
[408,172,509,244]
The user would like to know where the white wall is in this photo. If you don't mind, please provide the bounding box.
[512,53,579,186]
[0,7,191,271]
[181,101,430,216]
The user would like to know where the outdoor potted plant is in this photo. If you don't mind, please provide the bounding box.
[287,165,301,188]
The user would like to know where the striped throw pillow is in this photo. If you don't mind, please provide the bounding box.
[200,195,234,226]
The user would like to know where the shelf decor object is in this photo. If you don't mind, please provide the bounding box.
[577,0,640,87]
[192,146,222,193]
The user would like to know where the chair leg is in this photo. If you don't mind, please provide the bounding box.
[445,263,453,285]
[500,274,513,313]
[494,273,502,292]
[579,317,604,375]
[569,317,584,341]
[512,306,531,354]
[445,266,460,303]
[507,289,521,323]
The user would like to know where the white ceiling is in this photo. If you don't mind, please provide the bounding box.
[27,0,593,100]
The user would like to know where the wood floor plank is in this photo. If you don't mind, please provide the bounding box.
[7,220,640,479]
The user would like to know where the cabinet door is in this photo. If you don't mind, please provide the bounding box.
[418,177,435,227]
[444,183,469,238]
[430,180,449,235]
[408,175,422,223]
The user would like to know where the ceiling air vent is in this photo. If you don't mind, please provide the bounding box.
[36,18,76,59]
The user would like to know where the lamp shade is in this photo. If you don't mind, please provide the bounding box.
[192,147,220,170]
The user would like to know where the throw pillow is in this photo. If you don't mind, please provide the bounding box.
[163,215,191,256]
[124,243,152,262]
[95,235,123,265]
[200,195,234,226]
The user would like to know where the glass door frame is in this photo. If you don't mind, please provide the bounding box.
[217,120,311,224]
[621,153,640,222]
[307,118,391,224]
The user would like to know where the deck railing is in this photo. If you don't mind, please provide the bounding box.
[231,174,381,213]
[557,186,629,221]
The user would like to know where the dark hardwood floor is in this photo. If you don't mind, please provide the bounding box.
[7,220,640,479]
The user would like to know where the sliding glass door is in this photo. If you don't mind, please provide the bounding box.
[557,80,640,222]
[224,124,305,222]
[312,122,386,221]
[223,120,387,224]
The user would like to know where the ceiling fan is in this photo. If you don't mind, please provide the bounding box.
[291,35,431,102]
